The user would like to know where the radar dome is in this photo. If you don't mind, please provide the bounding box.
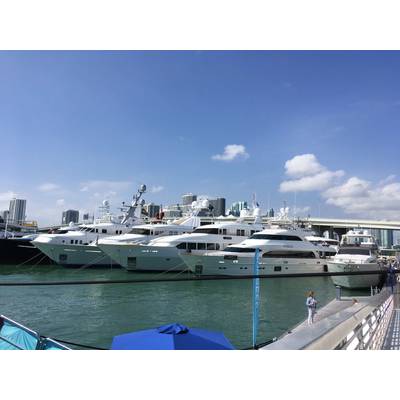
[103,200,110,207]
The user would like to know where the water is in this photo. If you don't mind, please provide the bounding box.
[0,264,368,349]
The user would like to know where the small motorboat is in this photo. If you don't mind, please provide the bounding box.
[0,314,70,350]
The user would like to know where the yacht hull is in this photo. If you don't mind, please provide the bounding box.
[0,238,54,265]
[327,261,385,289]
[180,253,328,276]
[97,243,186,272]
[32,242,118,267]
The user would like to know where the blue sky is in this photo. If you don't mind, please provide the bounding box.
[1,51,400,225]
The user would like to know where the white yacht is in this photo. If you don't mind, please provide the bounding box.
[98,218,264,272]
[327,230,385,289]
[305,235,339,257]
[96,215,200,258]
[32,185,147,267]
[180,226,327,276]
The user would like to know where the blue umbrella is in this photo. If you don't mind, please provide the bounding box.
[111,323,235,350]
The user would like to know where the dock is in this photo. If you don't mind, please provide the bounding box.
[262,282,400,350]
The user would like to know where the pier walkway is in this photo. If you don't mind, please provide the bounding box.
[262,282,399,350]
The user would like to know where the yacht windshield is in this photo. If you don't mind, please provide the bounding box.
[338,248,371,256]
[129,228,151,235]
[250,234,302,241]
[224,247,256,253]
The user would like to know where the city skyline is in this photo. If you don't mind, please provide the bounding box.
[1,51,400,225]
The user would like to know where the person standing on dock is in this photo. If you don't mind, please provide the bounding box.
[306,291,318,325]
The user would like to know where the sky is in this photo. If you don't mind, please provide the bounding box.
[1,50,400,226]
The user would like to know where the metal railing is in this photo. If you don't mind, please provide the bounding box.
[335,294,393,350]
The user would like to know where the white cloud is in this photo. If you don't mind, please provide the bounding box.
[323,177,400,219]
[379,174,396,186]
[280,170,345,192]
[212,144,249,162]
[38,183,60,192]
[280,154,344,192]
[56,199,65,206]
[284,154,325,178]
[150,185,164,193]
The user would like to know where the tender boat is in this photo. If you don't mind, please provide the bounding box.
[327,230,386,289]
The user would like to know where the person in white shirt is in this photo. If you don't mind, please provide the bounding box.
[306,291,318,325]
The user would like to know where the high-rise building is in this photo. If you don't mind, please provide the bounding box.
[9,198,26,224]
[208,197,226,217]
[229,201,248,217]
[267,208,275,218]
[144,203,161,218]
[1,210,9,222]
[182,193,197,206]
[62,209,79,225]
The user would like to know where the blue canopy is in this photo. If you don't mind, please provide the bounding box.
[111,323,235,350]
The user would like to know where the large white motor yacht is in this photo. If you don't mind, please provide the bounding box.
[180,226,327,276]
[305,235,338,257]
[327,230,385,289]
[96,215,201,259]
[98,218,264,272]
[33,185,147,267]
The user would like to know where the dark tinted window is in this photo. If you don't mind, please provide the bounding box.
[193,228,219,234]
[188,242,196,250]
[338,248,370,255]
[207,243,216,250]
[129,228,151,235]
[263,251,316,258]
[176,242,187,250]
[197,243,206,250]
[224,247,257,253]
[251,234,302,241]
[102,229,107,234]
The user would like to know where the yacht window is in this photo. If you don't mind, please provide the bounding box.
[129,228,151,235]
[236,229,246,236]
[70,240,73,244]
[216,243,220,250]
[207,243,216,250]
[262,251,316,258]
[176,242,187,250]
[79,240,82,244]
[224,247,257,253]
[250,234,303,241]
[115,230,119,235]
[193,228,219,234]
[75,240,78,244]
[219,229,227,235]
[188,243,197,250]
[338,248,370,256]
[95,229,98,233]
[102,229,107,234]
[224,255,238,260]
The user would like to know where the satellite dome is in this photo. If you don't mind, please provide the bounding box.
[103,200,110,207]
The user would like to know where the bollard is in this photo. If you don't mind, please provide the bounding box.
[335,285,341,300]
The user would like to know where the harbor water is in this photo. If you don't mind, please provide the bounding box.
[0,265,368,349]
